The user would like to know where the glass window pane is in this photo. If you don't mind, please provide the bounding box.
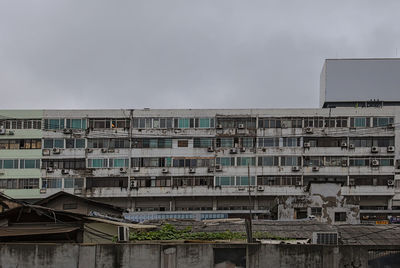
[54,139,64,148]
[75,139,85,148]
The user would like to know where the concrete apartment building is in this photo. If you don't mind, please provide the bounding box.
[0,59,399,224]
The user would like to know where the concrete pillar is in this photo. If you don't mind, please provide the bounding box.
[170,199,176,211]
[253,198,259,210]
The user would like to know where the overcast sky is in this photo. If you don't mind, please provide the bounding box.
[1,1,399,109]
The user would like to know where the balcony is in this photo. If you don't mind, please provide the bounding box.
[341,186,395,196]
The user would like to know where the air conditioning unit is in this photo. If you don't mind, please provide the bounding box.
[387,146,395,153]
[207,147,214,152]
[349,144,355,149]
[305,127,313,134]
[257,186,264,191]
[387,123,395,129]
[215,165,222,172]
[117,226,129,243]
[238,187,246,191]
[119,168,127,174]
[7,131,14,136]
[312,166,320,172]
[86,148,93,153]
[52,148,61,154]
[240,147,246,152]
[0,172,4,176]
[387,180,395,186]
[46,167,54,173]
[74,188,82,194]
[371,159,380,166]
[238,124,245,129]
[295,181,302,186]
[42,149,51,156]
[61,169,69,175]
[0,128,5,135]
[340,142,348,148]
[189,168,196,173]
[341,160,348,167]
[133,167,140,172]
[162,168,169,174]
[130,180,138,189]
[230,148,238,154]
[303,142,311,148]
[216,124,223,129]
[108,149,115,153]
[292,166,300,172]
[371,146,379,153]
[63,129,72,134]
[101,148,108,153]
[40,188,47,194]
[312,232,338,245]
[207,167,214,173]
[281,123,288,128]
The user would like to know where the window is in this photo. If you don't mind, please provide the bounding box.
[42,178,62,189]
[66,119,86,129]
[0,139,41,150]
[64,178,84,188]
[0,178,39,189]
[178,118,190,128]
[216,138,234,148]
[237,157,256,166]
[177,140,188,147]
[350,117,370,128]
[373,117,394,127]
[193,138,213,148]
[281,156,301,166]
[236,176,256,186]
[258,118,281,128]
[241,137,254,148]
[303,156,324,167]
[258,156,279,166]
[335,212,347,222]
[43,139,64,149]
[282,137,300,147]
[258,138,279,147]
[44,119,64,129]
[88,159,108,168]
[109,158,129,168]
[1,160,18,169]
[42,158,86,169]
[199,118,214,128]
[311,207,322,216]
[215,176,235,186]
[216,157,235,166]
[19,159,40,169]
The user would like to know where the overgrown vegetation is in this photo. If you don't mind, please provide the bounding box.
[128,224,290,241]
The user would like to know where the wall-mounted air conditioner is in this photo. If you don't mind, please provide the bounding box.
[305,127,313,134]
[387,146,395,153]
[207,147,214,152]
[52,148,61,154]
[119,168,127,174]
[86,148,93,153]
[101,148,108,153]
[189,168,196,173]
[46,167,54,173]
[257,186,264,191]
[303,142,311,148]
[230,148,238,154]
[42,149,50,156]
[130,180,138,189]
[292,166,300,172]
[215,165,222,172]
[61,169,69,175]
[216,124,223,129]
[312,166,320,172]
[0,128,5,135]
[240,147,246,152]
[387,180,394,186]
[63,129,72,134]
[349,144,355,149]
[295,181,302,186]
[207,167,214,173]
[340,142,348,148]
[133,167,140,172]
[371,146,379,153]
[237,124,244,129]
[162,168,169,174]
[371,159,380,166]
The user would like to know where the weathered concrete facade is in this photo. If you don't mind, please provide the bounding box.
[0,243,398,268]
[1,106,400,224]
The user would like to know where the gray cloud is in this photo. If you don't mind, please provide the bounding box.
[1,0,400,109]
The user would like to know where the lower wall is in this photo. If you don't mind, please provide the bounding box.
[0,243,399,268]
